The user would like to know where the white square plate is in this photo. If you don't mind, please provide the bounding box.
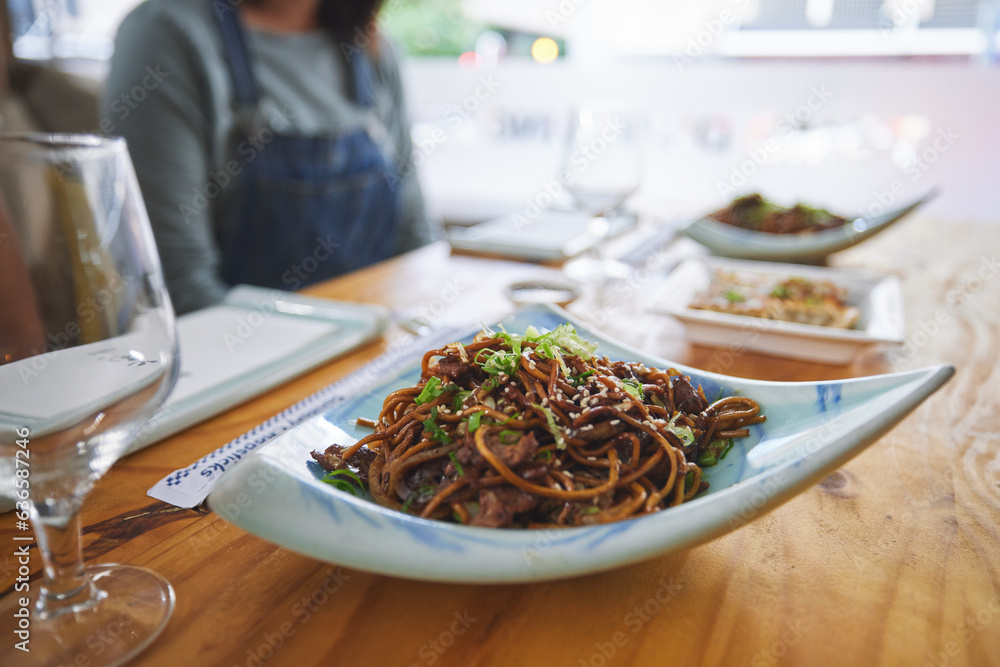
[648,257,906,364]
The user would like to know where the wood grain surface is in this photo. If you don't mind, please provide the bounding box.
[2,216,998,667]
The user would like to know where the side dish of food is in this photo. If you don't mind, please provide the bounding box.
[710,194,848,234]
[689,270,861,330]
[311,324,764,528]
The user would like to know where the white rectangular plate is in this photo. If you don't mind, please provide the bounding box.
[447,210,637,261]
[648,257,906,364]
[129,286,387,452]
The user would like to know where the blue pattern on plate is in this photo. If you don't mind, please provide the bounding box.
[816,384,843,413]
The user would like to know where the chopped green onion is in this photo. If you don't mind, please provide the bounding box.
[421,407,451,444]
[538,449,552,462]
[581,506,601,515]
[720,438,735,460]
[321,469,364,496]
[401,492,417,513]
[498,429,520,445]
[452,390,472,411]
[415,376,443,405]
[466,411,482,432]
[448,451,465,476]
[698,452,717,467]
[684,471,695,492]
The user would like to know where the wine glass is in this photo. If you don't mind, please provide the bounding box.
[0,134,179,666]
[560,104,642,283]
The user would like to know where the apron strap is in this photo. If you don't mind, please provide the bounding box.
[211,0,378,110]
[212,0,261,108]
[350,52,377,109]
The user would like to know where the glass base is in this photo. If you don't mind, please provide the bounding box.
[563,256,632,284]
[0,564,174,667]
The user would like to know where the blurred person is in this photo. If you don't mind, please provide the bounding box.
[102,0,431,314]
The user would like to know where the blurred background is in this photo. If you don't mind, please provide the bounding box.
[0,0,997,226]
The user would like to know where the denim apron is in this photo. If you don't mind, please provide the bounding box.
[213,3,401,289]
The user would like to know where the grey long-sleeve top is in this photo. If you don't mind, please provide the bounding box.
[102,0,430,314]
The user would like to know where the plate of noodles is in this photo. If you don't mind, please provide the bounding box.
[649,257,906,364]
[209,305,952,583]
[681,191,936,262]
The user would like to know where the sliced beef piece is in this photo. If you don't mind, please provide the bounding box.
[672,375,707,414]
[470,486,540,528]
[432,358,475,382]
[454,430,540,469]
[489,431,539,467]
[310,444,378,484]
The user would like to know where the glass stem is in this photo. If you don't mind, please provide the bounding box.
[32,512,101,619]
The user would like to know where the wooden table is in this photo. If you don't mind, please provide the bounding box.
[3,216,999,666]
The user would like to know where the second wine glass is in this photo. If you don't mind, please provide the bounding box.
[560,105,642,283]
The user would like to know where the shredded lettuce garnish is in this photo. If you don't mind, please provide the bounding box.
[532,403,566,449]
[666,413,696,448]
[532,323,598,359]
[621,378,644,400]
[482,323,597,361]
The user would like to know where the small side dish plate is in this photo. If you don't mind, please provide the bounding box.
[648,257,905,364]
[208,305,951,583]
[681,191,934,262]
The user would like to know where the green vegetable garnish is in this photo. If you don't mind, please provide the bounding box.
[665,413,696,448]
[684,471,695,492]
[415,376,443,405]
[771,285,790,299]
[401,492,417,513]
[698,438,736,467]
[720,438,735,460]
[421,407,451,444]
[321,469,364,496]
[498,429,520,445]
[581,506,601,515]
[466,411,482,432]
[723,289,745,303]
[448,451,465,476]
[532,403,566,449]
[621,378,644,400]
[538,449,553,462]
[698,452,717,467]
[453,390,472,411]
